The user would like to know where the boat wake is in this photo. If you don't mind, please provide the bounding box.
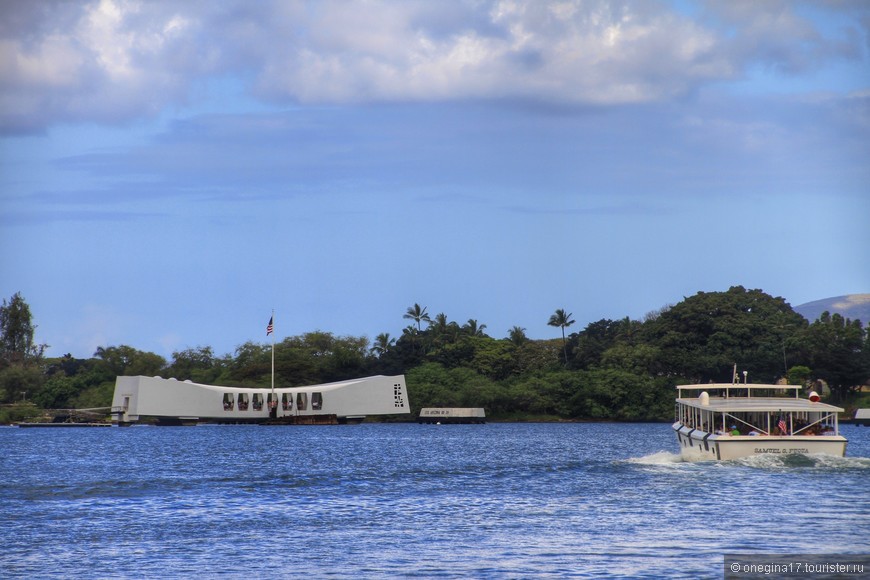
[626,451,685,465]
[624,451,870,470]
[731,453,870,470]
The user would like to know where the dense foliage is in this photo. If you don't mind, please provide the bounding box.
[1,286,868,422]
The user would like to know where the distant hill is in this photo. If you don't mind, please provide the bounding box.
[794,294,870,326]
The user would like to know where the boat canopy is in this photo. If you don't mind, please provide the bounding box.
[676,383,844,413]
[677,396,843,413]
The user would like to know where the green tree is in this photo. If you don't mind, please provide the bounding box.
[462,319,487,337]
[370,333,396,358]
[786,365,812,387]
[507,371,576,417]
[34,374,84,409]
[403,303,431,332]
[93,345,166,378]
[166,346,220,383]
[642,286,806,382]
[0,365,44,404]
[507,326,528,346]
[464,337,516,380]
[322,334,369,382]
[799,312,867,401]
[429,313,461,347]
[513,340,561,375]
[430,313,450,334]
[572,368,667,421]
[405,362,461,415]
[600,343,661,375]
[548,308,575,365]
[570,318,624,370]
[0,292,46,366]
[271,332,370,385]
[222,341,271,384]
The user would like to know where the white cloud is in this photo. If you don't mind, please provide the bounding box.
[251,0,732,104]
[0,0,866,132]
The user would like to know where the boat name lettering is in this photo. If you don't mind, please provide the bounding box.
[753,448,810,454]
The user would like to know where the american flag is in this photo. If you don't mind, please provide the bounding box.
[778,416,787,435]
[266,315,273,336]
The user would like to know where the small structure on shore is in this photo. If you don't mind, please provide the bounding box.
[418,407,485,424]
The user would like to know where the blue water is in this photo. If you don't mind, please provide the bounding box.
[1,422,868,578]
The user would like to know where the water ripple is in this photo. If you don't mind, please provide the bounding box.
[1,422,868,578]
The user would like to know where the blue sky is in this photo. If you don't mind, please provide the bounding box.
[1,0,868,360]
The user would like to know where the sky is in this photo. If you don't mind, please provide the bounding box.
[1,0,869,361]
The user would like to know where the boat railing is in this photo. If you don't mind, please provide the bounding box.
[721,413,769,435]
[792,412,839,435]
[676,406,841,437]
[676,383,802,399]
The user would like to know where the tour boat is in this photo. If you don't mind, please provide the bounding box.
[673,380,847,461]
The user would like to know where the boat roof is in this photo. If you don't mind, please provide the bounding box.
[677,383,801,392]
[677,395,844,413]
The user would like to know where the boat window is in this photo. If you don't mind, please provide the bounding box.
[267,393,278,410]
[297,392,307,411]
[238,393,249,411]
[312,392,323,410]
[223,393,234,411]
[282,393,292,411]
[253,393,264,411]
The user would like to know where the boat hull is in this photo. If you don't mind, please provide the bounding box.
[673,423,847,462]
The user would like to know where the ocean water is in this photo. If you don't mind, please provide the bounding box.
[1,422,868,579]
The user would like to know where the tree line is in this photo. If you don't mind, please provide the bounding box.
[1,286,868,423]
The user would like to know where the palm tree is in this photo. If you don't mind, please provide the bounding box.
[508,326,528,346]
[401,324,422,355]
[463,319,487,337]
[403,303,431,332]
[430,312,449,334]
[370,333,395,357]
[548,308,575,364]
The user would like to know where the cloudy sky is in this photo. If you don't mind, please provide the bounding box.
[1,0,868,360]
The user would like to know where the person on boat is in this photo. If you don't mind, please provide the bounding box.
[730,425,740,436]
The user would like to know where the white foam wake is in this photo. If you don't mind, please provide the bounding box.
[733,452,870,470]
[626,451,685,465]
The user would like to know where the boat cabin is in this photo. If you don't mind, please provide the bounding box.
[676,384,842,436]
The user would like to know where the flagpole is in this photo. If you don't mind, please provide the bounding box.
[270,308,275,400]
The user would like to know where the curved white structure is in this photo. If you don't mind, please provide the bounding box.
[111,374,409,425]
[673,383,847,461]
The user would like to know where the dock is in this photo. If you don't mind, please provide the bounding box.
[17,422,112,428]
[418,407,486,424]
